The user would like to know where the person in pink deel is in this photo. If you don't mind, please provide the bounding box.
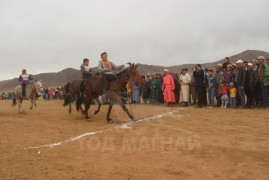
[162,69,175,106]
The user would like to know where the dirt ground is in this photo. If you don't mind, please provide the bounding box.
[1,100,269,180]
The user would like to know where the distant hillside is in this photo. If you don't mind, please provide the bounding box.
[0,68,81,91]
[139,50,269,74]
[1,50,268,92]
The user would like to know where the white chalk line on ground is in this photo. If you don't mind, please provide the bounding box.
[23,108,183,150]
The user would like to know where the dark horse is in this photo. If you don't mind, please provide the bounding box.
[81,63,144,122]
[63,79,101,115]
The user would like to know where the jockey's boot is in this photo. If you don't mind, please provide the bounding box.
[22,85,26,98]
[102,79,108,93]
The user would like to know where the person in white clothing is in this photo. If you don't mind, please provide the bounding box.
[180,68,192,107]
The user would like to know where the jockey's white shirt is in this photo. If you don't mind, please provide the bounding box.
[21,74,30,81]
[84,65,91,73]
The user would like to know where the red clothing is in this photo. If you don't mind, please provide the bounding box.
[221,85,228,95]
[162,74,175,104]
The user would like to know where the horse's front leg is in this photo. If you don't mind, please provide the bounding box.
[106,91,135,121]
[121,103,135,121]
[18,98,25,114]
[30,98,33,110]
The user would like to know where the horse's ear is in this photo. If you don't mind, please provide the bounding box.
[134,64,139,69]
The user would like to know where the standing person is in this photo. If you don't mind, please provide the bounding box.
[151,73,161,104]
[157,74,164,104]
[141,75,147,104]
[126,80,133,103]
[214,64,223,107]
[193,64,204,108]
[19,69,33,98]
[243,61,248,70]
[250,60,258,71]
[234,60,247,108]
[97,52,125,93]
[245,63,258,109]
[44,87,49,101]
[180,68,191,107]
[222,64,234,85]
[256,56,268,108]
[173,73,181,104]
[206,69,215,107]
[189,72,196,105]
[144,73,152,103]
[202,68,208,106]
[229,82,237,108]
[132,83,141,104]
[221,82,229,108]
[222,57,230,71]
[231,63,237,72]
[263,58,269,107]
[162,69,175,107]
[49,88,53,100]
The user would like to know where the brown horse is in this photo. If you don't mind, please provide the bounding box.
[63,79,101,115]
[82,63,144,122]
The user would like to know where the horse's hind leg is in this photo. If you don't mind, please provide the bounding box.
[106,104,113,122]
[94,99,101,115]
[84,97,91,120]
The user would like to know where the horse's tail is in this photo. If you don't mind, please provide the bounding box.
[12,97,17,106]
[63,82,71,106]
[63,96,70,106]
[76,96,82,111]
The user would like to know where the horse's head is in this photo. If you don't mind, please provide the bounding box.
[34,80,44,92]
[127,63,145,87]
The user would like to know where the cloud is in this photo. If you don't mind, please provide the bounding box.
[0,0,269,80]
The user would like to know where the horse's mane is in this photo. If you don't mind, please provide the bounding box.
[114,65,132,75]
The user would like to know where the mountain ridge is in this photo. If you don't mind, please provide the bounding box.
[1,50,268,91]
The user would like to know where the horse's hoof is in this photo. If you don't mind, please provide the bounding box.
[94,111,99,115]
[30,107,33,110]
[130,116,136,121]
[107,118,113,123]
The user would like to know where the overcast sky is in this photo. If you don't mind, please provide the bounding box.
[1,0,269,80]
